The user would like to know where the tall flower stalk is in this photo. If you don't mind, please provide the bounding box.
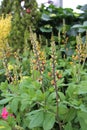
[30,28,46,92]
[72,33,87,83]
[50,36,62,130]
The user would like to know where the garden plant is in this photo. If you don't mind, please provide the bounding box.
[0,1,87,130]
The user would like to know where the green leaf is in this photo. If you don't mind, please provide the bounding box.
[0,97,13,105]
[66,83,80,97]
[43,112,55,130]
[78,28,86,33]
[19,77,32,88]
[40,27,52,32]
[72,24,82,28]
[36,90,44,101]
[59,103,68,115]
[0,120,11,130]
[20,94,30,111]
[77,111,87,130]
[47,92,56,100]
[64,122,73,130]
[58,92,65,101]
[79,104,87,112]
[10,98,19,113]
[78,82,87,94]
[63,108,76,122]
[41,14,51,21]
[21,101,29,112]
[0,81,8,90]
[83,21,87,26]
[29,110,44,128]
[0,69,5,75]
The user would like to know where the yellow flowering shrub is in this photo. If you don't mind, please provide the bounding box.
[0,15,11,58]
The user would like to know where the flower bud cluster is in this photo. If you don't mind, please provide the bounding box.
[72,34,87,63]
[50,37,62,86]
[30,29,46,75]
[2,45,13,83]
[61,19,68,45]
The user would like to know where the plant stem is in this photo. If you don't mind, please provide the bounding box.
[52,44,62,130]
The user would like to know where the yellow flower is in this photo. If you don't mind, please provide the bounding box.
[0,14,11,58]
[8,64,14,71]
[70,62,73,65]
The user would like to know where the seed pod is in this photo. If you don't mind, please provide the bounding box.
[51,80,55,85]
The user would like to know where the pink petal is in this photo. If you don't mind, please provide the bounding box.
[1,107,8,119]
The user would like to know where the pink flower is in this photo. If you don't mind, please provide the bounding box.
[1,107,9,119]
[26,8,31,14]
